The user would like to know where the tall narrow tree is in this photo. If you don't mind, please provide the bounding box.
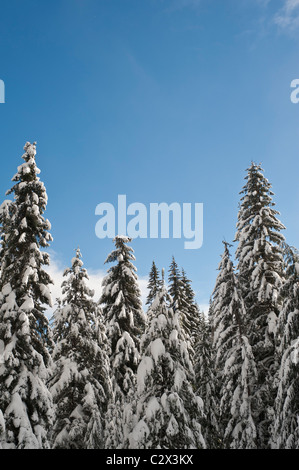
[180,268,200,344]
[168,256,183,308]
[234,163,285,448]
[271,244,299,449]
[146,261,162,307]
[212,242,257,449]
[129,286,206,449]
[100,235,145,395]
[168,258,199,350]
[194,312,220,449]
[0,142,54,449]
[100,236,146,448]
[50,249,112,449]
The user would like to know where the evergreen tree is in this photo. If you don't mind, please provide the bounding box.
[0,142,54,449]
[212,242,257,449]
[100,236,146,447]
[146,261,162,307]
[234,163,285,448]
[50,249,112,449]
[168,256,183,308]
[180,268,200,344]
[271,244,299,448]
[128,286,206,449]
[168,258,199,348]
[0,199,15,282]
[100,235,146,395]
[194,312,220,449]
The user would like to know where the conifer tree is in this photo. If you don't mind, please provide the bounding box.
[212,242,257,449]
[128,286,206,449]
[234,163,285,448]
[100,235,146,395]
[50,249,112,449]
[271,244,299,449]
[168,256,183,308]
[194,312,220,448]
[0,142,54,449]
[146,261,162,307]
[168,258,199,348]
[180,268,200,344]
[100,236,146,447]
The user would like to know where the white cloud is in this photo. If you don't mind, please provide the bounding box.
[198,303,210,315]
[274,0,299,30]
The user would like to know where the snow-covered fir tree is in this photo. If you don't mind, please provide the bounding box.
[100,235,146,448]
[194,311,220,449]
[234,163,285,448]
[146,261,162,307]
[168,258,199,348]
[0,142,54,449]
[100,235,146,395]
[168,257,183,307]
[275,243,299,357]
[128,285,206,449]
[0,199,15,285]
[271,244,299,449]
[50,248,112,449]
[212,242,257,449]
[180,268,201,344]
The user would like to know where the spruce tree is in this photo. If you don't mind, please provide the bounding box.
[128,286,206,449]
[50,249,112,449]
[180,268,200,344]
[194,312,220,449]
[100,235,145,395]
[212,242,257,449]
[271,244,299,448]
[168,256,183,308]
[100,236,146,447]
[146,261,162,307]
[234,163,285,448]
[168,258,199,348]
[0,142,54,449]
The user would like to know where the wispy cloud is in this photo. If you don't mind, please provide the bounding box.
[274,0,299,30]
[238,0,299,39]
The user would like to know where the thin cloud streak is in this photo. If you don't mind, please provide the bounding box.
[274,0,299,30]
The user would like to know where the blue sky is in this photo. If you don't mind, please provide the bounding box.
[0,0,299,310]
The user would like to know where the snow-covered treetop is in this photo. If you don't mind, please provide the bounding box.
[104,235,136,264]
[61,247,95,307]
[235,162,285,243]
[146,261,162,307]
[0,141,53,309]
[211,241,246,360]
[9,141,47,203]
[101,236,143,315]
[235,162,285,307]
[132,284,205,449]
[100,236,145,396]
